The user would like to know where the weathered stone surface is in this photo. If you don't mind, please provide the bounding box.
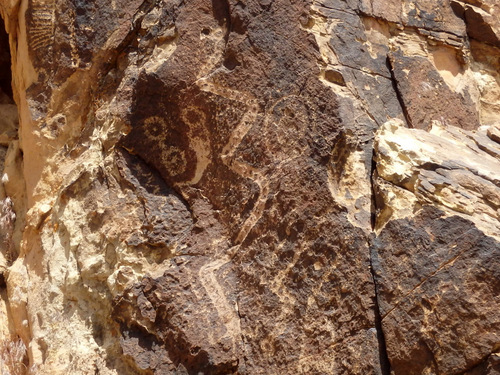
[0,197,15,275]
[114,257,242,374]
[373,120,500,374]
[389,51,480,130]
[374,119,500,238]
[451,0,500,47]
[110,1,383,372]
[359,0,467,36]
[372,207,500,375]
[465,353,500,375]
[488,125,500,143]
[0,0,498,374]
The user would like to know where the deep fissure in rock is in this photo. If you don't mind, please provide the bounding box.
[386,56,412,129]
[0,18,12,101]
[0,14,20,275]
[369,248,392,375]
[369,150,392,375]
[0,13,26,373]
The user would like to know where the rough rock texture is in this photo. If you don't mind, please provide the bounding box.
[372,206,500,375]
[374,119,500,238]
[0,0,498,374]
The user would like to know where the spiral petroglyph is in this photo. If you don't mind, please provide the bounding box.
[159,145,187,177]
[143,116,167,140]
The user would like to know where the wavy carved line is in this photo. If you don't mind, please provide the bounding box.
[29,0,55,51]
[197,76,267,245]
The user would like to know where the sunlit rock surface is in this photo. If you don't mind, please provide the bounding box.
[0,0,497,374]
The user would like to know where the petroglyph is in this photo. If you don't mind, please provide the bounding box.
[197,76,266,245]
[181,107,211,185]
[143,116,166,139]
[198,258,241,352]
[196,76,312,245]
[159,145,187,177]
[141,115,189,177]
[28,0,56,52]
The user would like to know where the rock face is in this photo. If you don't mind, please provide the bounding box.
[0,0,498,374]
[372,206,500,375]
